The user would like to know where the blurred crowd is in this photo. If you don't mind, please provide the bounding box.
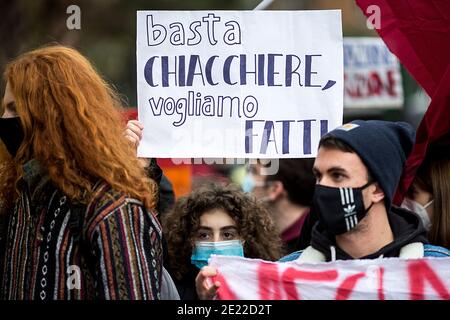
[1,45,449,301]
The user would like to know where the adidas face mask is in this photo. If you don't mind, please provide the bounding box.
[313,181,374,235]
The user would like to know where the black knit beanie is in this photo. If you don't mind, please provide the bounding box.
[321,120,415,211]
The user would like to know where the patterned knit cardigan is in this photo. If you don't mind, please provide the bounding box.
[1,160,163,300]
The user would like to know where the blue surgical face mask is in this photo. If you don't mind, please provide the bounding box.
[241,173,268,194]
[241,174,256,193]
[190,240,244,269]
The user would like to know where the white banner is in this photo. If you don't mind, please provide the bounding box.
[136,11,343,158]
[209,255,450,300]
[344,37,403,109]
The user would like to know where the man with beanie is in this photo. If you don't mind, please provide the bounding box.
[195,120,450,299]
[280,120,450,263]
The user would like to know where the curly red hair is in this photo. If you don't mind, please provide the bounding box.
[0,45,157,211]
[162,184,282,280]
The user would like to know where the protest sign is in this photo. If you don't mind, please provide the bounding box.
[344,37,403,109]
[136,11,343,158]
[209,255,450,300]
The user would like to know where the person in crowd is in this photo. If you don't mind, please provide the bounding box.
[401,146,450,249]
[197,120,450,299]
[163,184,282,300]
[0,45,163,299]
[283,120,450,262]
[243,159,316,253]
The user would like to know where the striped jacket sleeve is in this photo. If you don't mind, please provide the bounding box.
[86,198,163,299]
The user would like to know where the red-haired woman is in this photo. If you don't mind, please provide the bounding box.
[0,45,162,300]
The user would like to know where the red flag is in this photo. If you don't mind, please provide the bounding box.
[356,0,450,204]
[356,0,450,97]
[394,67,450,204]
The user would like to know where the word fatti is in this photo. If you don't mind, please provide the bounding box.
[245,119,329,155]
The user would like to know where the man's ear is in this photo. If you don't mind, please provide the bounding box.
[370,182,385,204]
[266,180,284,201]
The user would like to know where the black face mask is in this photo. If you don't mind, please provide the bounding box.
[312,181,374,236]
[0,117,24,157]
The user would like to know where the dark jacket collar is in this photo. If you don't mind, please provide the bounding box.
[310,206,428,261]
[22,159,48,192]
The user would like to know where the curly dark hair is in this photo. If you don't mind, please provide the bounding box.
[162,184,282,280]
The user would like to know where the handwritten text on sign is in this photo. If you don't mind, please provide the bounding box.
[136,11,343,158]
[344,37,403,109]
[210,255,450,300]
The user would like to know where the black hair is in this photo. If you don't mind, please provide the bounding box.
[265,159,316,207]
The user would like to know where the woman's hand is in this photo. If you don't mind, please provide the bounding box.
[124,120,150,167]
[124,120,144,148]
[195,266,221,300]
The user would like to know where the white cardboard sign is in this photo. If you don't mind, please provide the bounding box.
[344,37,403,109]
[137,11,343,158]
[210,255,450,300]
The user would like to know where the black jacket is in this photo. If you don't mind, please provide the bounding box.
[296,208,319,251]
[0,214,8,287]
[172,265,200,300]
[144,159,175,272]
[310,205,428,261]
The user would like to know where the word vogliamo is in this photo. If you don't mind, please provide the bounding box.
[149,91,258,127]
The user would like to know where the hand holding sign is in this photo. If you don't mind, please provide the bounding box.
[124,120,144,147]
[195,266,221,300]
[124,120,150,168]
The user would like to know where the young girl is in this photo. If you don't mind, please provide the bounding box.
[162,184,282,300]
